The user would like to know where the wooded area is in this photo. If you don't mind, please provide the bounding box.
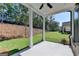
[0,3,59,31]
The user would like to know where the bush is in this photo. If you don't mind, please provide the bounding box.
[61,38,68,45]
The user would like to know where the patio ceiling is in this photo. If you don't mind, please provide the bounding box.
[22,3,75,16]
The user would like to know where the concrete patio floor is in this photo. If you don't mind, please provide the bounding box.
[18,41,73,56]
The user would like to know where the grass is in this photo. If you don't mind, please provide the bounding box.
[46,31,69,43]
[0,34,42,55]
[0,38,29,51]
[0,31,69,55]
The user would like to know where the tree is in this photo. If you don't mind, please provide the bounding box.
[33,12,43,29]
[46,16,59,31]
[0,3,8,23]
[0,3,29,25]
[0,3,60,31]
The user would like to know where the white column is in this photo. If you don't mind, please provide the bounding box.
[29,9,33,48]
[43,16,45,41]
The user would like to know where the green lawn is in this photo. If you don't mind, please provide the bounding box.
[0,34,42,55]
[0,31,69,55]
[0,34,42,51]
[46,32,69,43]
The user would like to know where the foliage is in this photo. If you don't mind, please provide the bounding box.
[0,3,28,25]
[61,38,68,45]
[0,3,59,30]
[47,19,59,31]
[33,12,43,29]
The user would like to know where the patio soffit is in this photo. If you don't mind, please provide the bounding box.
[22,3,75,17]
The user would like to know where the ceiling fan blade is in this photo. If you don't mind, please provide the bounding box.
[39,4,43,9]
[47,3,53,8]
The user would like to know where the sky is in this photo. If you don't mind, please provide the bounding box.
[53,12,70,26]
[53,12,78,26]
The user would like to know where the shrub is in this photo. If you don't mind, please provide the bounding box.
[61,38,68,45]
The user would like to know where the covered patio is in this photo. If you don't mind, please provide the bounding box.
[12,3,76,56]
[20,41,73,56]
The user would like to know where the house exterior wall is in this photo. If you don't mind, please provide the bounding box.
[62,22,70,33]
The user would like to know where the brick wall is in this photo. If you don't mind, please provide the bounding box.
[0,23,42,39]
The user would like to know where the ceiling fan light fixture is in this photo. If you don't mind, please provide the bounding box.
[47,3,53,8]
[39,4,43,9]
[39,3,53,10]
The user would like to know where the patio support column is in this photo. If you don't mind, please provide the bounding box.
[43,16,45,41]
[29,9,33,48]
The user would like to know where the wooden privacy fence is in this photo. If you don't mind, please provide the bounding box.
[0,23,42,40]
